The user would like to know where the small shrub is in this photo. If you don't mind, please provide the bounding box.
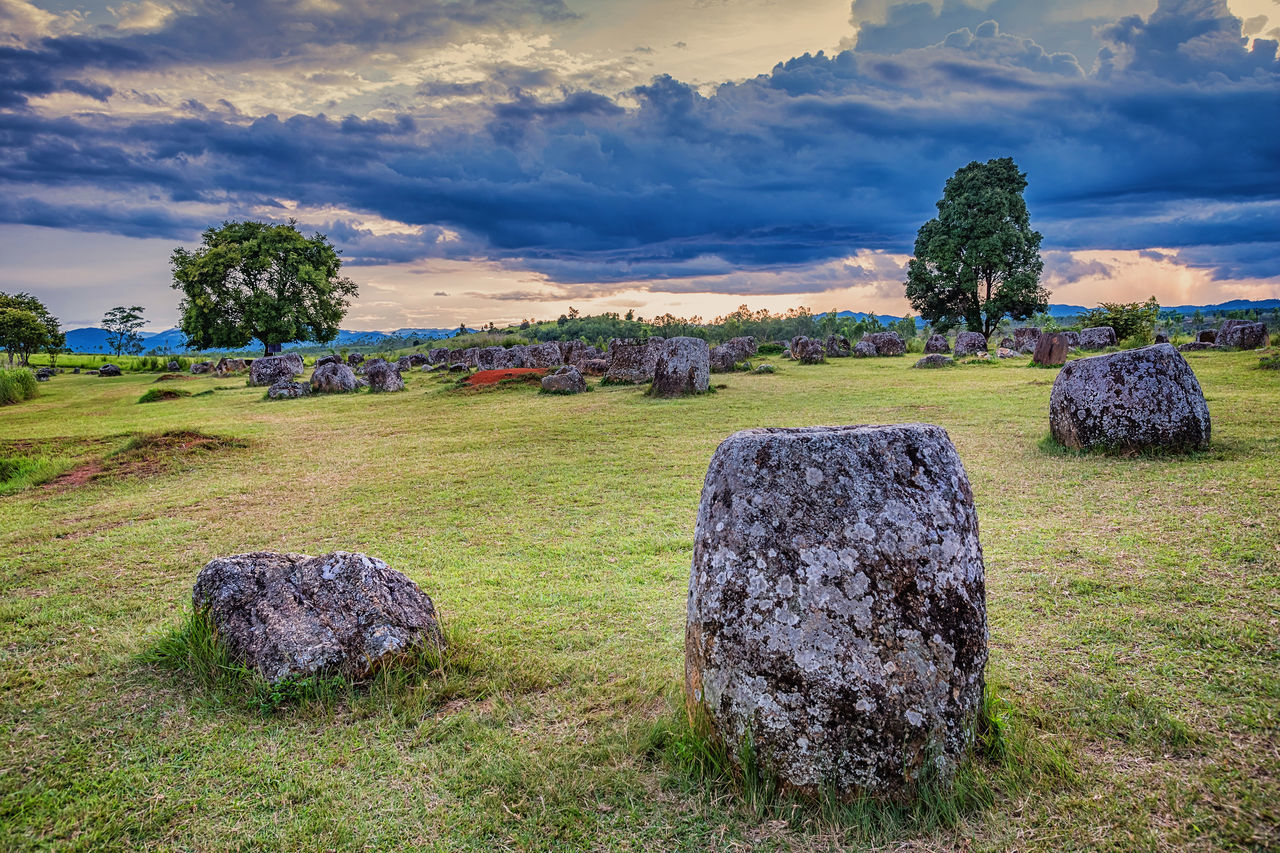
[1258,354,1280,371]
[752,364,777,374]
[138,388,192,403]
[757,343,784,356]
[0,368,38,405]
[906,338,925,354]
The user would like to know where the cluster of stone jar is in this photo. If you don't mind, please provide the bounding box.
[189,341,1213,802]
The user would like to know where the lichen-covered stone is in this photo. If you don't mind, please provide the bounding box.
[953,332,987,357]
[580,358,608,376]
[98,364,122,377]
[1216,321,1269,350]
[724,336,757,363]
[1078,326,1116,350]
[1177,341,1215,352]
[924,334,949,354]
[364,359,405,392]
[649,337,710,397]
[825,334,852,358]
[709,345,737,373]
[998,337,1015,349]
[789,336,826,364]
[347,352,365,366]
[862,332,906,356]
[852,340,876,357]
[267,380,310,399]
[216,357,248,375]
[1196,330,1216,344]
[524,342,564,369]
[1013,327,1040,353]
[913,354,953,368]
[310,361,357,394]
[249,353,304,387]
[685,424,987,798]
[1049,343,1210,453]
[541,365,588,394]
[1064,331,1081,348]
[192,551,444,682]
[190,361,214,374]
[1032,332,1070,367]
[996,347,1018,359]
[604,338,664,384]
[426,348,448,365]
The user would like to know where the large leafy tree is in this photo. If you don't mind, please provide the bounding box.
[905,157,1048,337]
[103,305,146,356]
[171,221,358,356]
[0,292,63,365]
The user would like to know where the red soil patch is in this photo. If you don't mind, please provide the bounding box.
[461,368,549,387]
[42,430,244,490]
[153,373,192,382]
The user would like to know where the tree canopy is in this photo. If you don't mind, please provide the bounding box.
[904,157,1048,337]
[171,221,358,355]
[103,305,146,356]
[0,292,63,365]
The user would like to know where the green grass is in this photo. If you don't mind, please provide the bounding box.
[137,388,193,403]
[0,352,1276,850]
[0,367,39,405]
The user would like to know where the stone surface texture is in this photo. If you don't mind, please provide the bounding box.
[650,337,710,397]
[825,335,852,358]
[604,338,664,384]
[913,354,953,368]
[524,342,564,369]
[310,361,357,393]
[541,365,588,394]
[192,551,443,682]
[685,424,987,798]
[1196,330,1216,344]
[190,361,214,374]
[267,380,310,399]
[1216,321,1269,350]
[1078,326,1116,350]
[953,332,987,357]
[852,340,876,357]
[1049,343,1210,453]
[709,345,737,373]
[249,353,304,387]
[98,364,122,377]
[216,357,248,375]
[1013,327,1041,352]
[924,334,950,354]
[364,359,405,392]
[862,332,906,357]
[789,336,826,364]
[1032,332,1070,367]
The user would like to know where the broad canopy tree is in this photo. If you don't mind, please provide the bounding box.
[905,157,1049,338]
[171,220,358,356]
[0,291,63,366]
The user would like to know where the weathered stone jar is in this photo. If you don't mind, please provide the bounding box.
[685,424,988,800]
[1049,343,1210,453]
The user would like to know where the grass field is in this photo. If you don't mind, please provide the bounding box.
[1,350,1276,851]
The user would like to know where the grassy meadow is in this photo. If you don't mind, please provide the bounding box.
[1,350,1277,851]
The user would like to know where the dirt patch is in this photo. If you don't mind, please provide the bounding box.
[153,373,192,382]
[43,430,246,490]
[457,368,549,391]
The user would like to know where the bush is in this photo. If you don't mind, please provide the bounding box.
[0,368,38,405]
[1081,297,1159,344]
[907,338,925,354]
[757,343,784,356]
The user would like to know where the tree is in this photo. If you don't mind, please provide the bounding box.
[1080,297,1160,344]
[103,305,146,356]
[171,220,358,356]
[0,292,62,365]
[905,157,1048,337]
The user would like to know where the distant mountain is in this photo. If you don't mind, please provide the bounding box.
[63,328,114,353]
[1165,299,1280,313]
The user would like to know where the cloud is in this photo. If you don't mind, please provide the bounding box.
[0,0,1276,292]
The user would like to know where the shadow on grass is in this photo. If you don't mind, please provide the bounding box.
[641,683,1075,841]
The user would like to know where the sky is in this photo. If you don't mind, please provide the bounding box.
[1,0,1278,331]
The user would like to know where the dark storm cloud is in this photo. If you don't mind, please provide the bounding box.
[0,0,1277,292]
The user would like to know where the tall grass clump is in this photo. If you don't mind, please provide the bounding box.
[644,684,1073,841]
[0,367,39,405]
[143,608,481,717]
